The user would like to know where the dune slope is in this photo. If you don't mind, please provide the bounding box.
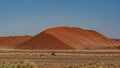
[0,36,32,49]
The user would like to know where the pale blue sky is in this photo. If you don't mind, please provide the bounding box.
[0,0,120,38]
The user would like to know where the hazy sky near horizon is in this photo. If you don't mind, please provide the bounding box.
[0,0,120,38]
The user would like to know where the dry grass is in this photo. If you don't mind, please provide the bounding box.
[0,50,120,68]
[0,61,120,68]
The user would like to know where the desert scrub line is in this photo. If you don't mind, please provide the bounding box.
[0,60,37,68]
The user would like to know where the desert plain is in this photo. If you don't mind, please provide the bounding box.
[0,50,120,68]
[0,27,120,68]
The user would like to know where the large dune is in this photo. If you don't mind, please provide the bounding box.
[16,26,120,50]
[0,36,32,49]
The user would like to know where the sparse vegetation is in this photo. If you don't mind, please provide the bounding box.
[0,50,120,68]
[0,61,36,68]
[37,62,120,68]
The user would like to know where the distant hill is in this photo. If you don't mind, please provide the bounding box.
[0,36,32,49]
[16,26,120,50]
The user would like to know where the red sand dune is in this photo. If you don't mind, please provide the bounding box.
[0,36,32,49]
[16,26,119,50]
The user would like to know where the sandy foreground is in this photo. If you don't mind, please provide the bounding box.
[0,50,120,68]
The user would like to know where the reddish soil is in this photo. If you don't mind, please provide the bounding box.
[16,26,120,50]
[0,36,32,49]
[104,39,120,49]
